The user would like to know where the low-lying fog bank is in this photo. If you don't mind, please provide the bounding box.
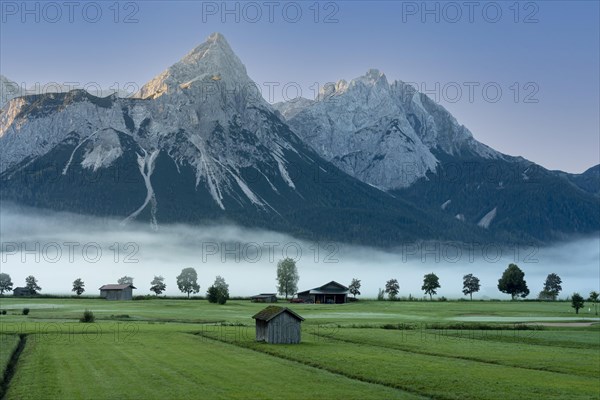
[1,205,598,299]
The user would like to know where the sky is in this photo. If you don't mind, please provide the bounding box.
[1,1,599,173]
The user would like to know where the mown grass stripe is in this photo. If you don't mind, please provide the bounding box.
[434,330,600,350]
[192,331,445,400]
[312,331,595,378]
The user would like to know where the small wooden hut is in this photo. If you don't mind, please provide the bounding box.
[252,306,304,344]
[99,284,136,300]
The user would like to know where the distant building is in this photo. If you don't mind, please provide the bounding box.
[13,287,30,297]
[296,281,349,304]
[251,293,278,303]
[252,306,304,344]
[99,284,136,300]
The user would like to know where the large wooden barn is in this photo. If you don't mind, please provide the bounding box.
[296,281,349,304]
[252,306,304,344]
[99,284,136,300]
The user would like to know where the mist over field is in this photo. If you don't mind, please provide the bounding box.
[1,205,598,299]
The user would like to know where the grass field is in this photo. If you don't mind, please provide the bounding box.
[0,298,598,399]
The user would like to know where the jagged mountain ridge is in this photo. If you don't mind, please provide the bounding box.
[1,33,597,244]
[274,70,600,240]
[0,33,485,246]
[0,74,129,109]
[274,69,502,191]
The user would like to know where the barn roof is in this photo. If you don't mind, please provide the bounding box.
[99,284,137,290]
[252,306,304,322]
[251,293,277,298]
[297,280,349,295]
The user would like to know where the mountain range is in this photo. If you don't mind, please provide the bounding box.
[1,33,598,246]
[0,74,130,109]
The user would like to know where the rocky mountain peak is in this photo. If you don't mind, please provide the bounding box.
[135,33,250,100]
[180,32,245,76]
[274,67,503,190]
[359,68,387,84]
[317,70,390,101]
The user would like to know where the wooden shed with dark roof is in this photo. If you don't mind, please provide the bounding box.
[13,287,31,297]
[99,284,136,300]
[252,306,304,344]
[250,293,278,303]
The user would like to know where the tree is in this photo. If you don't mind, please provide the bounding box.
[276,258,299,299]
[207,276,229,305]
[537,290,553,301]
[542,273,562,301]
[176,268,200,298]
[422,273,441,300]
[589,291,599,316]
[497,264,529,300]
[0,273,13,295]
[72,278,85,296]
[462,274,480,300]
[118,276,134,285]
[571,293,584,314]
[349,278,361,298]
[150,276,166,296]
[25,275,41,295]
[384,279,399,300]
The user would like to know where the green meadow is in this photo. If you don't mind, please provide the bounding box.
[0,298,598,399]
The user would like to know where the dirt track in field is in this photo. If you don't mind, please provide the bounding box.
[526,322,598,327]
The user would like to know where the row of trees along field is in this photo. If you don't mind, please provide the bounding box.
[274,259,598,314]
[356,264,597,314]
[0,269,230,305]
[0,261,598,314]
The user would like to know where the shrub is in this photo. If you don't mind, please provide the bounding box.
[80,309,95,323]
[22,308,30,315]
[348,323,379,329]
[381,323,416,330]
[1,310,6,315]
[110,314,130,319]
[134,295,153,301]
[377,288,385,301]
[219,321,247,327]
